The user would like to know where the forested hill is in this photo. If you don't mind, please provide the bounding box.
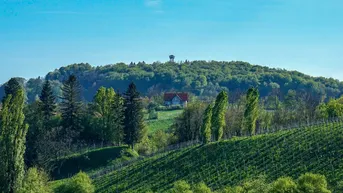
[1,61,343,103]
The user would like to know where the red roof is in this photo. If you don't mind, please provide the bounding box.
[164,92,189,102]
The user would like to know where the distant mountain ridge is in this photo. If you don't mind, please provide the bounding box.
[1,61,342,103]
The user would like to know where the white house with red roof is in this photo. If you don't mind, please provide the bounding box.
[164,92,189,107]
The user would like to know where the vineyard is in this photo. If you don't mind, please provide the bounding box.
[90,120,343,193]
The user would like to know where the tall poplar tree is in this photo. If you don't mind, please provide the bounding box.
[211,91,228,141]
[60,75,83,141]
[242,88,259,135]
[0,88,28,193]
[111,92,125,145]
[123,82,145,149]
[201,103,213,144]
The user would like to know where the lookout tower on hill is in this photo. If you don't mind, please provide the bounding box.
[169,55,175,62]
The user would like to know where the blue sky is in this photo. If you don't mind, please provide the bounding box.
[1,0,343,83]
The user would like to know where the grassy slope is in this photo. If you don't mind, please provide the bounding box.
[146,110,183,134]
[52,146,126,180]
[94,121,343,193]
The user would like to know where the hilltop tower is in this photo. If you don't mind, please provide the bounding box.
[169,55,175,62]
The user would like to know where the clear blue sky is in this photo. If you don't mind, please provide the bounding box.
[1,0,343,83]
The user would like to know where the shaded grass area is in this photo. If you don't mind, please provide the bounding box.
[93,121,343,193]
[51,146,127,180]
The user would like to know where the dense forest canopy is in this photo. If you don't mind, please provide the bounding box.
[1,61,343,103]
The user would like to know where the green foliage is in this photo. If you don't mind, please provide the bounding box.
[0,88,28,192]
[149,109,159,120]
[19,167,52,193]
[33,61,343,103]
[193,182,212,193]
[336,180,343,193]
[39,80,56,127]
[124,82,146,149]
[57,171,95,193]
[60,75,83,140]
[297,173,331,193]
[270,177,297,193]
[170,180,193,193]
[212,91,228,141]
[201,104,213,143]
[151,129,171,149]
[218,186,244,193]
[3,78,22,101]
[318,97,343,118]
[91,86,124,144]
[174,103,207,142]
[242,88,259,135]
[111,148,139,167]
[241,177,270,193]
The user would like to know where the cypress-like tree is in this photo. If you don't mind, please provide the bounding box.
[39,80,56,130]
[211,91,228,141]
[111,92,125,145]
[0,88,28,193]
[201,103,213,144]
[123,82,145,149]
[60,75,83,140]
[242,88,259,135]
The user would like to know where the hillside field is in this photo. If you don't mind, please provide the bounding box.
[145,110,183,134]
[52,120,343,192]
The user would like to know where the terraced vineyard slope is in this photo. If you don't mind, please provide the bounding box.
[93,121,343,193]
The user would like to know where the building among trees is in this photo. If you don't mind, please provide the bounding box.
[164,92,188,107]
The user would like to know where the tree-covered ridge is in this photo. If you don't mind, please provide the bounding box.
[2,60,342,103]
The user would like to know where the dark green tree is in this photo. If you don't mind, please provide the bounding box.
[60,75,83,141]
[40,80,56,128]
[123,82,145,149]
[2,78,21,103]
[242,88,259,135]
[201,103,213,143]
[212,91,228,141]
[25,80,57,166]
[0,88,28,193]
[111,92,125,145]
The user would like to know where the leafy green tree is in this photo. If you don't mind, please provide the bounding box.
[193,182,212,193]
[336,180,343,193]
[241,177,270,193]
[58,171,95,193]
[0,88,28,193]
[174,103,206,142]
[218,186,244,193]
[60,75,83,141]
[39,80,56,129]
[170,180,193,193]
[297,173,331,193]
[212,91,228,141]
[242,88,259,135]
[270,177,297,193]
[124,82,146,149]
[18,167,52,193]
[201,103,213,143]
[93,87,115,143]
